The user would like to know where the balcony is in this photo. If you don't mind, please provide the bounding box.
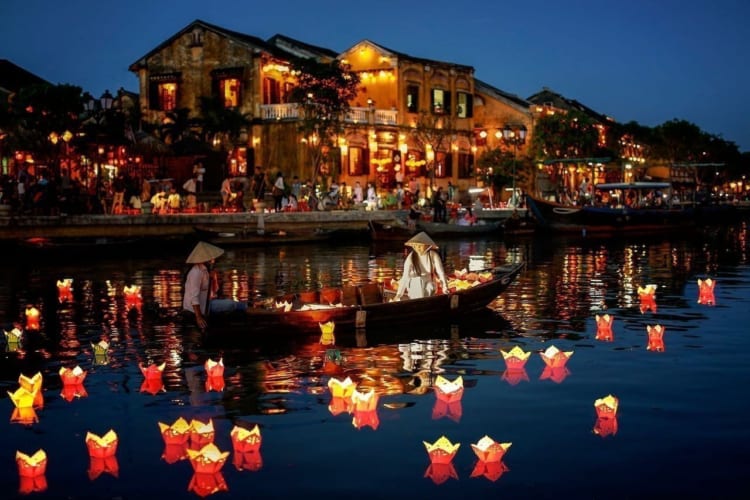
[260,104,398,126]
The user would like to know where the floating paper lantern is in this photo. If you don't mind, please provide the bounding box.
[324,348,343,374]
[123,285,142,309]
[431,399,462,422]
[638,284,658,313]
[540,365,571,384]
[140,377,165,395]
[25,305,41,331]
[16,449,47,478]
[351,388,379,412]
[230,425,261,453]
[594,416,619,437]
[86,429,118,458]
[59,366,87,385]
[500,346,531,370]
[140,362,166,380]
[204,358,224,377]
[501,368,530,386]
[433,375,464,403]
[187,443,230,474]
[697,278,716,306]
[319,321,336,345]
[205,375,225,392]
[424,462,459,485]
[60,383,88,402]
[470,460,509,482]
[8,387,37,409]
[92,340,110,365]
[159,417,191,445]
[539,345,574,368]
[423,436,461,464]
[18,372,43,408]
[327,376,355,399]
[233,450,263,472]
[646,324,666,352]
[4,325,24,349]
[188,472,229,497]
[88,456,119,480]
[471,435,512,463]
[328,396,352,416]
[57,278,74,303]
[595,314,614,341]
[594,394,619,419]
[190,419,216,450]
[10,407,39,425]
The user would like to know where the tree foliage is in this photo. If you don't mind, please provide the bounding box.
[530,110,600,160]
[408,111,455,188]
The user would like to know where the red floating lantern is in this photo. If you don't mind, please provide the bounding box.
[24,305,41,331]
[123,285,142,310]
[188,472,229,497]
[57,278,74,303]
[351,388,379,412]
[470,460,509,482]
[139,362,166,380]
[595,314,614,341]
[594,394,619,419]
[159,417,191,445]
[328,396,352,416]
[140,377,165,395]
[647,324,666,352]
[88,456,119,480]
[539,346,574,368]
[85,429,118,459]
[189,419,216,450]
[433,375,464,403]
[16,449,47,478]
[205,375,225,392]
[697,278,716,306]
[230,425,261,454]
[423,436,460,465]
[162,443,189,464]
[59,366,87,385]
[187,443,230,474]
[327,376,355,399]
[501,346,531,370]
[204,358,224,377]
[638,284,658,313]
[471,436,512,463]
[424,462,459,485]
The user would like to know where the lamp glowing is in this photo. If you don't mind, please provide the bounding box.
[25,305,41,330]
[187,443,230,474]
[159,417,191,445]
[59,366,87,385]
[433,375,464,403]
[85,429,118,458]
[16,449,47,477]
[230,425,262,453]
[539,345,574,368]
[471,435,512,463]
[638,284,658,313]
[647,324,665,352]
[594,394,619,419]
[423,436,460,464]
[595,314,614,341]
[57,278,73,303]
[351,388,379,412]
[501,346,531,370]
[697,278,716,305]
[327,376,355,399]
[139,362,166,380]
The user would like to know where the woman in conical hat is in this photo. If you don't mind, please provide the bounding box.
[394,232,448,300]
[182,241,246,329]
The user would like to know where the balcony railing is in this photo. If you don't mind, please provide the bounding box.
[260,104,398,126]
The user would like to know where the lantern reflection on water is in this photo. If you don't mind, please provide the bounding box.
[57,278,74,303]
[328,396,352,416]
[11,407,39,425]
[424,462,458,485]
[540,365,571,384]
[501,367,530,386]
[188,472,229,497]
[594,416,619,437]
[88,456,119,480]
[697,278,716,305]
[470,460,509,482]
[431,399,462,422]
[24,305,41,331]
[352,408,380,430]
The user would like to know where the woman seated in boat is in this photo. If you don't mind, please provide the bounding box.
[394,232,449,301]
[183,241,247,330]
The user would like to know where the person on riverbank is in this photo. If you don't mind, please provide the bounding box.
[394,232,449,301]
[182,241,247,330]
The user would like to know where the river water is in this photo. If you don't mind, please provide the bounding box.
[1,223,748,498]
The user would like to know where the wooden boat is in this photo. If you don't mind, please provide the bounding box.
[368,218,502,241]
[526,182,735,234]
[368,219,416,241]
[193,225,333,246]
[209,262,524,335]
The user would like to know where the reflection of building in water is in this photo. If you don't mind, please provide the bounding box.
[398,340,451,393]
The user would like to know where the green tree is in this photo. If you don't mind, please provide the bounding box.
[530,110,600,161]
[288,58,360,181]
[408,111,455,190]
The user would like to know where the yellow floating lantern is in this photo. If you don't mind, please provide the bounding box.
[319,321,336,345]
[159,417,191,445]
[423,436,461,464]
[327,376,355,399]
[501,345,531,370]
[10,407,39,425]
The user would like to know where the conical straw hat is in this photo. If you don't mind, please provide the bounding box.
[405,232,438,255]
[186,241,225,264]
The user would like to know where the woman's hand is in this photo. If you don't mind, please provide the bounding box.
[196,313,208,330]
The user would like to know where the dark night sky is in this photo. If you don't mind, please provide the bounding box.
[2,0,748,150]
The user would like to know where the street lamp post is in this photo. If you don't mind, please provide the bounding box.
[82,90,115,185]
[501,124,527,207]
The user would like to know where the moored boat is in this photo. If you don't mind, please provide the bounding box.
[208,262,524,335]
[526,182,734,234]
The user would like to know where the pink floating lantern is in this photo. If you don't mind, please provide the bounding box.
[501,367,530,386]
[697,278,716,306]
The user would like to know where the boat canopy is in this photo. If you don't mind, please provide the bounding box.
[595,182,671,190]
